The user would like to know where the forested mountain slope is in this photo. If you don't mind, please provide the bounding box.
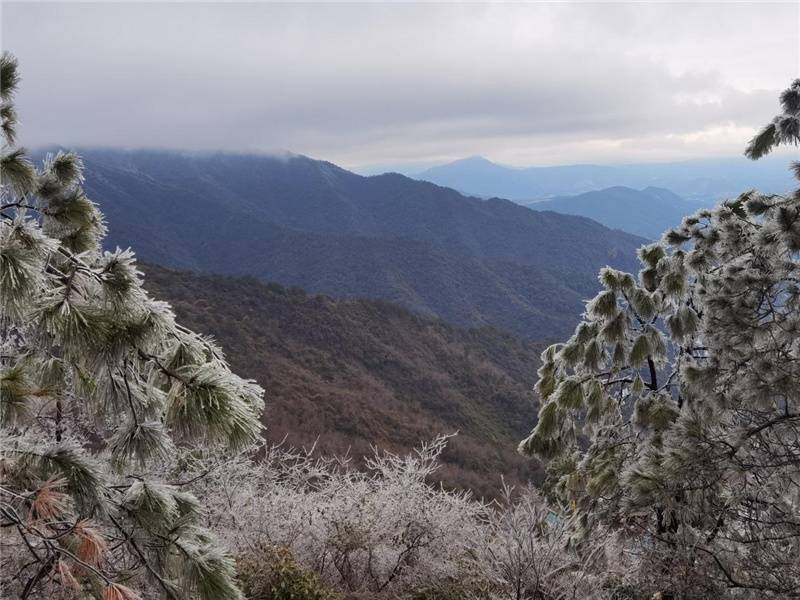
[67,148,646,339]
[143,264,545,497]
[528,186,708,240]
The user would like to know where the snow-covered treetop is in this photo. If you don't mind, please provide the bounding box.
[520,79,800,595]
[1,51,264,600]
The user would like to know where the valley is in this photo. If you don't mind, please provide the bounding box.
[143,264,545,498]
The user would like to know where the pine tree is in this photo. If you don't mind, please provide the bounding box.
[520,81,800,597]
[1,52,264,599]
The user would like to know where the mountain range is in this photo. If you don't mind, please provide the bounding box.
[66,148,647,339]
[64,147,741,496]
[528,186,708,240]
[417,155,795,203]
[143,264,544,498]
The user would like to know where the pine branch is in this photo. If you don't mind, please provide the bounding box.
[107,512,180,600]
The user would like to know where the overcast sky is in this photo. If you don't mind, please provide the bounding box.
[2,2,799,170]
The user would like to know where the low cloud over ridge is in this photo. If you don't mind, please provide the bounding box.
[3,2,798,169]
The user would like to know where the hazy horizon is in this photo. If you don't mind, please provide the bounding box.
[4,2,799,170]
[23,142,796,180]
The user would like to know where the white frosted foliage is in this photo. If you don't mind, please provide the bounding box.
[519,80,800,597]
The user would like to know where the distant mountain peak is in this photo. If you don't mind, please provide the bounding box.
[640,186,686,202]
[416,154,795,202]
[529,186,708,240]
[454,155,496,165]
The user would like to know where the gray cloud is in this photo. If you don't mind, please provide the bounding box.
[3,2,798,169]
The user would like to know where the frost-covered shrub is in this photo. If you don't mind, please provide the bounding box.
[478,485,603,600]
[192,436,486,596]
[237,545,335,600]
[189,437,595,600]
